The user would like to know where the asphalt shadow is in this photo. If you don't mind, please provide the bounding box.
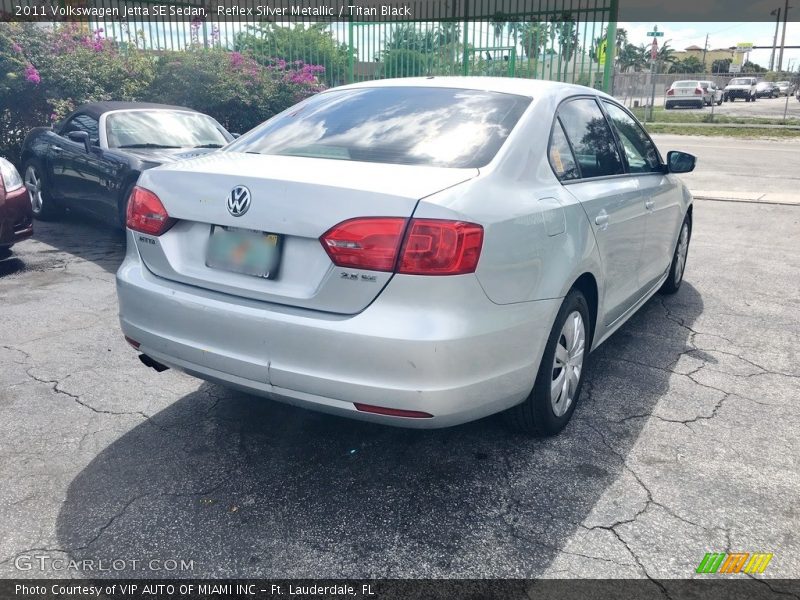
[55,282,703,578]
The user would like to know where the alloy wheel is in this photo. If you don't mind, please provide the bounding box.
[674,223,689,286]
[551,311,585,417]
[25,166,43,215]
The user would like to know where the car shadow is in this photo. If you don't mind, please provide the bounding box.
[29,212,125,275]
[55,283,703,578]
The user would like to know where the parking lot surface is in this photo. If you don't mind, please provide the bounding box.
[1,190,799,580]
[637,93,800,119]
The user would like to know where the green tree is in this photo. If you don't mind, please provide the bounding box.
[617,43,647,72]
[234,23,351,86]
[711,58,732,73]
[669,56,705,74]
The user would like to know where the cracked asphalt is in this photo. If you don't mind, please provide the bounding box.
[0,199,798,583]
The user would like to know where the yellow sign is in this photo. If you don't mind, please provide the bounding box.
[597,39,608,66]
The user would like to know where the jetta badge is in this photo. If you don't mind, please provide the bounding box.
[227,185,251,217]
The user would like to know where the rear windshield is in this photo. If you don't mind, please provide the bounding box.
[673,81,699,88]
[225,87,532,168]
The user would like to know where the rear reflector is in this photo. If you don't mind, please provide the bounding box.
[354,403,433,419]
[124,336,140,349]
[126,186,175,236]
[321,217,483,276]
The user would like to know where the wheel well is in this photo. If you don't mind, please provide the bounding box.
[571,273,598,344]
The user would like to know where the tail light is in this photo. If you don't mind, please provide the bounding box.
[695,88,703,95]
[666,89,675,96]
[126,186,175,236]
[320,217,484,276]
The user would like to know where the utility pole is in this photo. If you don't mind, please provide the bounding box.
[777,0,792,72]
[702,33,709,72]
[769,7,781,71]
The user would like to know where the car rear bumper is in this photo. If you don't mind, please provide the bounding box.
[116,232,560,428]
[0,187,33,248]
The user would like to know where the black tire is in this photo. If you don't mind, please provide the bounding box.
[0,246,12,259]
[505,290,591,436]
[665,103,672,110]
[23,159,62,220]
[717,98,723,106]
[117,181,136,229]
[659,216,691,295]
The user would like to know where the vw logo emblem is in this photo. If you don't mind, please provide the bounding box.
[227,185,251,217]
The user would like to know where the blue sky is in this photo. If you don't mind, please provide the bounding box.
[620,22,800,70]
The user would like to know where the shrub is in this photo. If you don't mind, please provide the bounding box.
[146,49,325,135]
[0,23,325,161]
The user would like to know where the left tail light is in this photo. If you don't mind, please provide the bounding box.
[695,88,703,95]
[126,186,175,236]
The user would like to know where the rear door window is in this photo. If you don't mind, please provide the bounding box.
[557,98,624,179]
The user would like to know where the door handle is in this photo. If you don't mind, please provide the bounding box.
[50,145,63,153]
[594,212,609,229]
[645,199,655,210]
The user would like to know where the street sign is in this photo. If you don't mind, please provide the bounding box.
[647,25,664,37]
[729,64,741,73]
[597,39,608,65]
[735,42,753,54]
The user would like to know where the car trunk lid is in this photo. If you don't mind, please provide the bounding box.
[133,153,478,314]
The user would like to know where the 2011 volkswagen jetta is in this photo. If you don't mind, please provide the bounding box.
[116,78,696,436]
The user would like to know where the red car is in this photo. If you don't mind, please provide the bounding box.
[0,157,33,256]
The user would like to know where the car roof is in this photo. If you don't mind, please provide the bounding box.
[72,101,198,120]
[332,76,611,101]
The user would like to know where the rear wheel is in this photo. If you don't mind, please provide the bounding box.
[23,160,61,221]
[506,290,590,436]
[660,217,691,295]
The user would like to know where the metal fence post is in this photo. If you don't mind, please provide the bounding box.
[461,2,470,76]
[347,1,355,84]
[602,0,618,93]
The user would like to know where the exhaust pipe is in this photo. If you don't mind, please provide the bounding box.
[139,353,169,373]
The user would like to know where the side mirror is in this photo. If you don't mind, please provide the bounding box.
[667,150,696,174]
[66,130,91,153]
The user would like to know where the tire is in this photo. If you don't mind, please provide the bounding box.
[117,181,136,229]
[0,246,12,260]
[717,98,723,106]
[665,103,672,110]
[659,217,691,295]
[23,159,62,221]
[505,290,591,436]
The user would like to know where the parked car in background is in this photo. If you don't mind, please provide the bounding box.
[117,78,696,436]
[755,81,779,98]
[699,81,724,106]
[0,157,32,257]
[774,81,795,96]
[665,80,706,109]
[20,102,233,228]
[723,77,758,102]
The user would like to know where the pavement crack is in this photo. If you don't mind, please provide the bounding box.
[23,367,167,431]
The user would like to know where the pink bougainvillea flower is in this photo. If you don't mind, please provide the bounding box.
[24,64,41,85]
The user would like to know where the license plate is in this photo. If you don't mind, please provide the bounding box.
[206,226,281,279]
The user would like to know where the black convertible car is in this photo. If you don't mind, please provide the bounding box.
[20,102,233,227]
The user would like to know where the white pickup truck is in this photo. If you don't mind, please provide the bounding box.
[723,77,758,102]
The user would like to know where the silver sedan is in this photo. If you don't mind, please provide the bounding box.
[117,78,696,436]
